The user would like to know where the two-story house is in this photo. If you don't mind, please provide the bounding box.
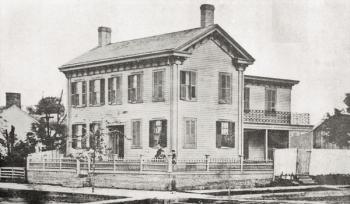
[59,4,312,161]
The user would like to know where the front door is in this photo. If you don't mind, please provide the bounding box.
[108,125,124,158]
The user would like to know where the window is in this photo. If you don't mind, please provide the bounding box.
[131,120,141,148]
[108,76,122,104]
[71,82,79,106]
[149,120,167,148]
[216,121,235,148]
[72,124,86,149]
[153,70,165,101]
[89,123,101,148]
[89,79,105,105]
[265,88,277,113]
[128,74,143,103]
[180,71,197,101]
[71,81,87,107]
[184,118,196,148]
[244,87,250,112]
[219,73,232,104]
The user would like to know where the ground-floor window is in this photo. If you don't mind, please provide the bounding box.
[184,118,196,148]
[72,124,86,149]
[149,120,167,148]
[216,121,235,148]
[132,119,142,148]
[89,123,101,148]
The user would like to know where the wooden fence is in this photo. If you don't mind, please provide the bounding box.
[0,167,26,182]
[27,156,273,174]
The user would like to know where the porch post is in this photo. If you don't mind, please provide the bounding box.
[234,62,247,159]
[265,129,268,161]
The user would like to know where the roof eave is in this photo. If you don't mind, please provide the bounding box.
[245,75,300,86]
[59,50,191,72]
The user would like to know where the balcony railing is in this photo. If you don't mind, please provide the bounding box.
[244,110,310,125]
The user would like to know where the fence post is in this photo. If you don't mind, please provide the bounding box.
[205,154,210,172]
[240,155,244,173]
[76,159,80,175]
[26,157,30,170]
[139,155,143,172]
[167,154,173,173]
[43,159,46,170]
[88,157,91,172]
[113,158,116,172]
[11,167,14,181]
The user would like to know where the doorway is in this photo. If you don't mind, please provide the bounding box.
[108,125,124,158]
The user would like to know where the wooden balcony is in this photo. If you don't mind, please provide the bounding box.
[244,110,310,125]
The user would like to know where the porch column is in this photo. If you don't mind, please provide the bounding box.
[234,62,247,158]
[66,75,72,155]
[169,57,181,154]
[265,129,268,161]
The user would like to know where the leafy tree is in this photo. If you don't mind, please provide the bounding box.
[344,93,350,113]
[30,96,66,153]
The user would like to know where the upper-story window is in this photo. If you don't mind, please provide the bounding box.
[219,72,232,104]
[184,118,196,148]
[108,76,122,105]
[153,70,165,102]
[216,121,235,148]
[71,81,87,107]
[89,79,105,106]
[244,87,250,112]
[265,88,277,113]
[180,71,197,101]
[128,73,143,103]
[149,120,167,148]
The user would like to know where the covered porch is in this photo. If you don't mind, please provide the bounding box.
[243,129,289,161]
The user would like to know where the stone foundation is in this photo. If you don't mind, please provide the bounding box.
[28,170,273,190]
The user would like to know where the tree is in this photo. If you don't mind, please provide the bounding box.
[29,96,67,152]
[344,93,350,113]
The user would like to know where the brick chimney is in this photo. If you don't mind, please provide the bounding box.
[200,4,215,27]
[98,26,112,47]
[6,92,21,109]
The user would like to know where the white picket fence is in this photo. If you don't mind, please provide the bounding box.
[0,167,26,181]
[27,156,273,174]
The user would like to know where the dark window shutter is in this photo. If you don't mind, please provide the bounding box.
[149,121,154,147]
[100,79,105,105]
[160,120,167,148]
[216,121,222,148]
[180,71,186,100]
[218,74,222,103]
[229,122,235,148]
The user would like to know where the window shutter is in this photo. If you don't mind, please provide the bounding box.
[108,78,113,104]
[190,72,196,99]
[160,120,167,148]
[228,122,235,148]
[137,74,142,102]
[153,72,157,99]
[180,71,186,100]
[116,77,122,104]
[128,75,133,102]
[216,121,222,148]
[89,80,94,105]
[149,121,154,147]
[100,79,105,105]
[82,81,87,106]
[218,74,222,103]
[265,88,269,111]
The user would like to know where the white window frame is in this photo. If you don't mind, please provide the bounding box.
[152,70,165,102]
[180,71,197,101]
[218,72,232,104]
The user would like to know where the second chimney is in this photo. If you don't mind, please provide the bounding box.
[98,26,112,47]
[200,4,215,27]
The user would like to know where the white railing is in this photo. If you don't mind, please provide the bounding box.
[27,156,273,174]
[244,110,310,125]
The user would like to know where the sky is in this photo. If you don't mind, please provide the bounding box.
[1,0,350,125]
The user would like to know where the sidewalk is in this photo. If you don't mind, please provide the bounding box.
[0,182,214,201]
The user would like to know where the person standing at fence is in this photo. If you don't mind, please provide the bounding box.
[171,150,177,164]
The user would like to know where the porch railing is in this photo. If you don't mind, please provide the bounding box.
[27,156,273,174]
[244,110,310,125]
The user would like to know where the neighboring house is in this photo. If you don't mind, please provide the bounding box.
[59,4,312,160]
[313,111,350,149]
[0,93,38,142]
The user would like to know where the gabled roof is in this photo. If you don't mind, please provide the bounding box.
[0,104,39,124]
[60,24,254,70]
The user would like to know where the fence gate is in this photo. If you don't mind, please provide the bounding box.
[296,149,311,175]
